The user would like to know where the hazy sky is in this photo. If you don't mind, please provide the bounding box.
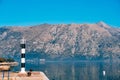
[0,0,120,27]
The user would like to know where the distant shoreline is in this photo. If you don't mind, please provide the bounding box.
[0,62,18,66]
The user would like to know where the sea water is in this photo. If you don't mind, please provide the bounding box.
[13,61,120,80]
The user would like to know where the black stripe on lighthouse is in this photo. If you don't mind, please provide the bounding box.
[21,63,25,67]
[21,54,25,58]
[20,44,25,48]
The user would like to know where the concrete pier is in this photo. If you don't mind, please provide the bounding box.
[0,63,49,80]
[0,71,49,80]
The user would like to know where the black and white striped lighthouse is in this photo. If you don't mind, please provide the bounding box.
[20,38,26,73]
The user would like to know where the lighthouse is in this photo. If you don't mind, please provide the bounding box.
[20,38,26,73]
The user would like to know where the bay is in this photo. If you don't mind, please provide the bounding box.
[13,61,120,80]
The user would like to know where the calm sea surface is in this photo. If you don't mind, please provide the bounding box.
[13,61,120,80]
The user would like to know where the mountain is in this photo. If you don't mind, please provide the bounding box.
[0,22,120,61]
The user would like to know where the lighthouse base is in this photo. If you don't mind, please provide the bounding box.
[18,71,27,77]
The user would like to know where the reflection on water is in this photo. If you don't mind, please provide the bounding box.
[14,61,120,80]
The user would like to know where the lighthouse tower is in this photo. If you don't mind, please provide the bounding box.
[20,38,26,73]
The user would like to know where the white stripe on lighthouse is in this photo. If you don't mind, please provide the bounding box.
[21,58,25,63]
[21,68,25,72]
[21,49,25,53]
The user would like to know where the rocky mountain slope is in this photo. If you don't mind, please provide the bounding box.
[0,22,120,60]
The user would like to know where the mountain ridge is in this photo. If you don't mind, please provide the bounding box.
[0,22,120,61]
